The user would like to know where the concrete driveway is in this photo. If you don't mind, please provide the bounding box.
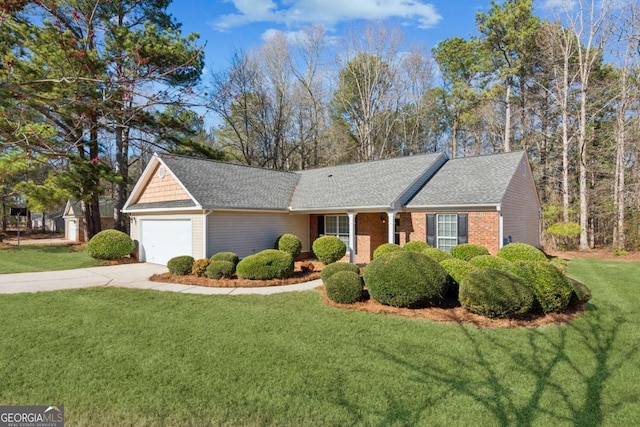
[0,263,322,295]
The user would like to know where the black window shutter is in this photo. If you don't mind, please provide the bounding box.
[426,214,436,247]
[457,214,468,244]
[317,216,324,237]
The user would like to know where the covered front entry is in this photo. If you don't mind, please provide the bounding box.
[140,219,192,265]
[311,212,397,264]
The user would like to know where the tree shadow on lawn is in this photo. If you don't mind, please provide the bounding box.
[350,304,638,427]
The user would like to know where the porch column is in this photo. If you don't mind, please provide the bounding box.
[387,211,396,244]
[347,212,356,264]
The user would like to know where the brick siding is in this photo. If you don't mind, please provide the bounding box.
[310,210,501,263]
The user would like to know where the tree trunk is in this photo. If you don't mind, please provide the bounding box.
[114,125,129,233]
[578,92,589,251]
[613,89,626,250]
[504,78,512,152]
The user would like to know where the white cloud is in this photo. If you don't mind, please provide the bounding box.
[540,0,578,11]
[213,0,442,31]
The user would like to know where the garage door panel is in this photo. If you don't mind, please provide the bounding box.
[141,220,192,265]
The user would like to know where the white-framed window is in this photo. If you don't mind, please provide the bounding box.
[437,214,458,252]
[325,215,349,246]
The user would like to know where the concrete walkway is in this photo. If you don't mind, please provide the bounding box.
[0,263,322,295]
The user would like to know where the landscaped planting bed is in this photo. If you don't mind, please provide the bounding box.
[151,260,323,288]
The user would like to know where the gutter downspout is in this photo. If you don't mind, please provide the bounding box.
[498,205,504,250]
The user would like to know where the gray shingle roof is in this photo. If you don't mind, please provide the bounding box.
[65,199,114,218]
[290,153,446,210]
[158,154,299,210]
[406,151,526,207]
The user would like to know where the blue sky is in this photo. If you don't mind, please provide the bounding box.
[167,0,493,75]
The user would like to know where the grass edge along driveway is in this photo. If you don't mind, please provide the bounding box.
[0,244,100,273]
[0,258,638,426]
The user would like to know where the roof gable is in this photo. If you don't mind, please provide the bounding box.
[156,154,300,211]
[290,153,447,211]
[406,151,527,208]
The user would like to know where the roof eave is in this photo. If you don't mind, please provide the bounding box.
[289,205,393,213]
[404,203,501,212]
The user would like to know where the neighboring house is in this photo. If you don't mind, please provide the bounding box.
[31,209,65,232]
[63,199,115,242]
[123,151,541,265]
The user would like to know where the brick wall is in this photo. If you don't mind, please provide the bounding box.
[401,211,500,254]
[467,211,500,254]
[309,210,501,263]
[310,213,388,263]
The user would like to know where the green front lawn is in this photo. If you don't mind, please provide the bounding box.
[0,245,100,273]
[0,259,638,426]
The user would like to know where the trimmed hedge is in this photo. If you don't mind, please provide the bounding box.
[469,255,513,271]
[497,242,547,263]
[325,271,363,304]
[236,249,294,280]
[373,243,402,259]
[86,229,135,260]
[192,258,210,277]
[363,250,449,308]
[402,240,430,253]
[422,247,453,262]
[568,277,592,305]
[276,234,302,260]
[210,252,239,266]
[459,269,535,318]
[321,262,359,283]
[167,256,194,275]
[528,262,573,313]
[312,236,347,265]
[440,258,476,286]
[205,260,236,279]
[450,244,489,261]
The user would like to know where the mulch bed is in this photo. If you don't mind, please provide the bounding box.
[150,260,323,288]
[320,287,587,329]
[146,256,601,328]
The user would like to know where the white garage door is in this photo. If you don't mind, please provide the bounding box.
[67,220,77,242]
[141,220,192,265]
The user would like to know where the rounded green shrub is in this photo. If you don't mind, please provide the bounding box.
[312,236,347,265]
[321,262,360,283]
[86,229,135,260]
[373,243,402,259]
[276,233,302,260]
[568,277,592,305]
[363,250,449,308]
[469,255,513,271]
[210,251,239,266]
[459,269,535,318]
[402,240,430,253]
[191,258,210,277]
[205,260,236,279]
[422,247,453,262]
[167,255,194,275]
[450,244,490,261]
[440,258,476,286]
[325,271,363,304]
[236,249,294,280]
[497,242,547,263]
[527,262,573,313]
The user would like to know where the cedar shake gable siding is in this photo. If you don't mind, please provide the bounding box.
[135,164,193,205]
